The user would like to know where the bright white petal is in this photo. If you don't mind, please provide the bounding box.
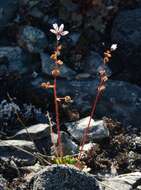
[57,35,61,41]
[59,24,64,33]
[50,29,57,34]
[61,31,69,36]
[111,44,117,51]
[53,23,58,31]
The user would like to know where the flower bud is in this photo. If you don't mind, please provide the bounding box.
[56,60,63,65]
[51,53,57,61]
[52,69,60,77]
[41,82,53,89]
[64,96,72,103]
[98,85,106,92]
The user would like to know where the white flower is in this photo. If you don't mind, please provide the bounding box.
[50,23,69,41]
[110,44,117,51]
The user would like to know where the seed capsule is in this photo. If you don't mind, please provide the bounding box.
[56,60,63,65]
[52,69,60,77]
[51,53,57,61]
[64,96,72,103]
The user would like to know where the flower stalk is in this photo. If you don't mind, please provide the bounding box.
[41,23,69,157]
[79,44,117,159]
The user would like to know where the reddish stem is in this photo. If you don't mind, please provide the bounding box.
[79,81,103,159]
[53,77,63,157]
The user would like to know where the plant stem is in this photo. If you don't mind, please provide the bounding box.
[79,81,103,159]
[53,77,63,157]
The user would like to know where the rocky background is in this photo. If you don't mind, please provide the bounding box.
[0,0,141,189]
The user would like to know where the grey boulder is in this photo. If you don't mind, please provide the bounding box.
[103,172,141,190]
[0,140,36,165]
[84,51,111,77]
[18,26,47,53]
[0,0,18,31]
[31,78,141,129]
[29,165,101,190]
[111,8,141,84]
[14,123,50,140]
[65,117,109,142]
[0,47,29,76]
[112,8,141,54]
[40,53,76,79]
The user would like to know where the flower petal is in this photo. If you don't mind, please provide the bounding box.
[110,44,117,51]
[57,34,61,41]
[53,23,58,31]
[59,24,64,33]
[61,31,69,36]
[50,29,57,34]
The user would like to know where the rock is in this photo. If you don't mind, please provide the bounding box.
[65,117,109,142]
[84,51,111,77]
[22,162,44,174]
[43,0,57,8]
[128,136,141,153]
[111,8,141,84]
[71,13,83,28]
[0,0,18,31]
[0,158,20,181]
[103,172,141,190]
[29,165,101,190]
[40,53,76,79]
[134,137,141,151]
[82,143,96,153]
[51,131,78,156]
[31,78,141,129]
[68,32,81,46]
[112,8,141,54]
[0,139,35,152]
[29,7,44,19]
[0,47,29,76]
[18,26,47,53]
[14,123,50,140]
[0,175,7,189]
[0,140,36,165]
[60,0,79,12]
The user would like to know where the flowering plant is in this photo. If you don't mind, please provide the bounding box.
[42,23,117,167]
[41,23,71,157]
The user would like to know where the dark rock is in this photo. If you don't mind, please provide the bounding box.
[84,51,111,77]
[29,7,44,19]
[111,8,141,85]
[71,13,83,28]
[103,172,141,190]
[41,0,57,8]
[0,140,36,165]
[0,158,20,181]
[14,123,50,140]
[65,117,109,142]
[0,47,29,76]
[31,77,141,129]
[68,32,81,46]
[112,8,141,54]
[18,26,47,53]
[40,53,76,79]
[0,0,18,31]
[29,165,101,190]
[60,0,80,12]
